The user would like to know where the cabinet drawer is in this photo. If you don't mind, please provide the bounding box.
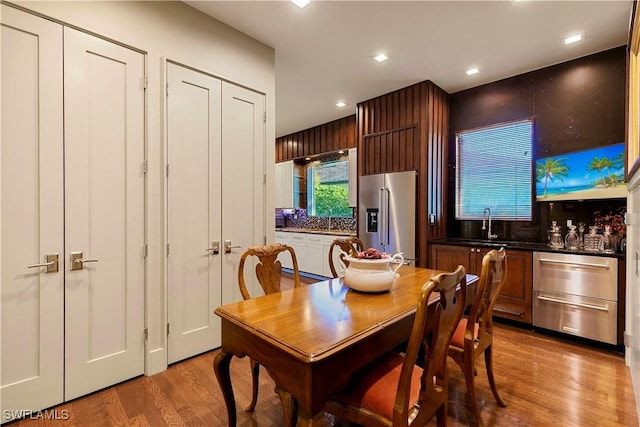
[289,233,308,243]
[275,231,289,242]
[307,234,324,244]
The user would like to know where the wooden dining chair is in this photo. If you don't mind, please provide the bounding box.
[323,265,467,427]
[237,242,301,411]
[328,236,365,278]
[448,248,507,426]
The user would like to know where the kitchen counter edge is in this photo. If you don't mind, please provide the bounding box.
[428,238,625,259]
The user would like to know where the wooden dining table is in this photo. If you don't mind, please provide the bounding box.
[213,265,478,427]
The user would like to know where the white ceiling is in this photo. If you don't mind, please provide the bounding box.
[184,0,633,138]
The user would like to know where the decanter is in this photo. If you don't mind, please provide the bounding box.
[577,223,585,250]
[548,221,564,249]
[598,225,616,254]
[583,226,600,252]
[564,225,579,251]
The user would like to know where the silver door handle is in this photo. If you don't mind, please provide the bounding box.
[27,254,59,273]
[70,251,98,271]
[75,258,99,264]
[28,261,55,268]
[224,240,241,254]
[206,241,220,255]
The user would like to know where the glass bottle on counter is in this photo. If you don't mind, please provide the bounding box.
[577,223,585,250]
[583,226,600,252]
[564,225,579,251]
[548,221,564,249]
[599,225,616,254]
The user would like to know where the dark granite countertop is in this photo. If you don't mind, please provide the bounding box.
[428,237,625,259]
[276,227,357,237]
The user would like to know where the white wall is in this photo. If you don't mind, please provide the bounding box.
[627,171,640,417]
[9,0,276,375]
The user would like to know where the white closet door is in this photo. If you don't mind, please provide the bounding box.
[1,6,64,421]
[63,27,145,400]
[221,83,266,305]
[166,63,222,363]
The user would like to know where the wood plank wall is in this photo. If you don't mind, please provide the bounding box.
[357,81,449,267]
[275,115,356,162]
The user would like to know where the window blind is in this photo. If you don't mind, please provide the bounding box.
[455,120,533,220]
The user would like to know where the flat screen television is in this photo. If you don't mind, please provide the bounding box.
[535,143,625,201]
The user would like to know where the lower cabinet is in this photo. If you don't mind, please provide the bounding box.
[275,231,293,269]
[288,233,308,271]
[429,244,532,324]
[275,231,353,277]
[306,234,326,276]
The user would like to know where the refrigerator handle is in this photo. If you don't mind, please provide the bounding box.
[379,188,386,246]
[379,187,390,246]
[385,188,391,246]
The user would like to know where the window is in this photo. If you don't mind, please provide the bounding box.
[307,159,351,217]
[455,119,533,220]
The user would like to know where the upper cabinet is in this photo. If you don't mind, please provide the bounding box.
[275,160,294,208]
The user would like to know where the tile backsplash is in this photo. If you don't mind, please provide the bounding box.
[278,209,356,233]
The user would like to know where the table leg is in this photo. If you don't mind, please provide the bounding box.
[296,412,326,427]
[276,387,298,427]
[276,387,324,427]
[213,351,236,427]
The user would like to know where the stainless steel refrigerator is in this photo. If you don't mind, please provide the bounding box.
[358,170,416,265]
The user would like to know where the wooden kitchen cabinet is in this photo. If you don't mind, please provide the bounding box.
[430,244,532,323]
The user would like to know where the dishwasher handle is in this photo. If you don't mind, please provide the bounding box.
[536,294,610,312]
[537,257,610,270]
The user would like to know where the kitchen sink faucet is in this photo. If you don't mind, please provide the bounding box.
[482,207,498,240]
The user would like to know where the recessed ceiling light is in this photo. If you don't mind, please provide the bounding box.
[336,101,347,108]
[292,0,310,8]
[373,53,389,63]
[305,157,311,161]
[466,68,479,76]
[564,34,582,45]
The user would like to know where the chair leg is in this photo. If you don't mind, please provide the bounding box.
[436,401,448,427]
[462,354,483,426]
[484,345,507,407]
[245,359,260,412]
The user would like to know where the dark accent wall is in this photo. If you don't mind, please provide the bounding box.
[448,46,627,242]
[275,115,356,162]
[357,81,449,266]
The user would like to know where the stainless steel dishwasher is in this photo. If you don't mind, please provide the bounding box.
[532,251,618,345]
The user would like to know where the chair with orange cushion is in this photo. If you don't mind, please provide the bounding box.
[237,243,301,412]
[323,265,467,427]
[327,236,365,278]
[448,248,507,425]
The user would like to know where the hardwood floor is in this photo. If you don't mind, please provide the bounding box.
[7,321,637,427]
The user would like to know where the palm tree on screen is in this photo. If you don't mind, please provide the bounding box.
[536,158,569,197]
[587,157,613,187]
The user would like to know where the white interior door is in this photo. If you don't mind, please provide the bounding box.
[221,83,266,305]
[1,7,64,421]
[63,27,145,400]
[166,63,222,364]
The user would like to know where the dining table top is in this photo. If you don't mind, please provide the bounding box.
[214,265,477,363]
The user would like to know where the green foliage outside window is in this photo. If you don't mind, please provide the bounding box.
[314,182,350,216]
